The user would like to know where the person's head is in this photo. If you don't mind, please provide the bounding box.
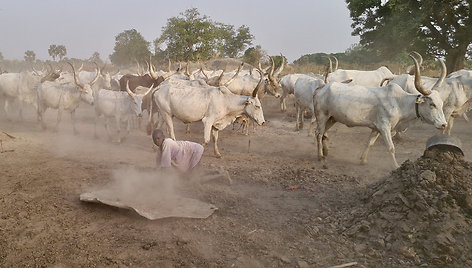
[152,129,166,147]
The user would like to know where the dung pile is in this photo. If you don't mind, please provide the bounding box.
[345,147,472,267]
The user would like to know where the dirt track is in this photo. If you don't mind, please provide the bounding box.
[1,96,471,267]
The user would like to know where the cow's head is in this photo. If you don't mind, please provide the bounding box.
[262,55,285,98]
[410,54,447,129]
[68,62,99,105]
[244,70,265,125]
[126,80,153,117]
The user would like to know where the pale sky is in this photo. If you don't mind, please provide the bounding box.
[0,0,359,63]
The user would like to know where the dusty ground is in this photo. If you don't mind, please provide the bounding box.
[1,95,471,267]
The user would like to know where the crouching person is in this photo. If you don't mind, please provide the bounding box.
[152,129,232,184]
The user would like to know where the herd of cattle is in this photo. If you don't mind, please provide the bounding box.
[1,53,471,168]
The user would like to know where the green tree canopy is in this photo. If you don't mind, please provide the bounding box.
[48,45,57,61]
[24,50,36,63]
[48,44,67,61]
[154,8,254,61]
[109,29,151,66]
[242,45,266,66]
[346,0,472,72]
[56,45,67,61]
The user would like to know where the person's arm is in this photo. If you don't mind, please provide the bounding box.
[159,140,172,168]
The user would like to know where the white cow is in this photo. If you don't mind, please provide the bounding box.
[293,76,325,136]
[279,73,318,111]
[328,66,394,87]
[0,70,59,120]
[314,55,448,168]
[389,66,472,135]
[203,56,285,99]
[36,63,98,133]
[154,70,266,157]
[94,81,153,143]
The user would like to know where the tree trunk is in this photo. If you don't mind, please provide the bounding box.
[445,45,467,74]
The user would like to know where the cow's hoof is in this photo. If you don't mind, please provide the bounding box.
[215,153,222,158]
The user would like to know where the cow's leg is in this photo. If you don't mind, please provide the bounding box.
[379,128,399,168]
[39,107,47,130]
[295,104,301,130]
[280,91,288,111]
[71,110,78,135]
[186,124,191,134]
[116,116,122,143]
[315,114,328,160]
[201,117,213,145]
[4,98,11,121]
[243,119,249,136]
[105,118,113,141]
[18,101,23,121]
[211,127,221,158]
[308,106,316,137]
[360,130,380,164]
[321,118,336,156]
[162,113,176,140]
[54,109,63,132]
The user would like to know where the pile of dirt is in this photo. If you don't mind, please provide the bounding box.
[345,147,472,267]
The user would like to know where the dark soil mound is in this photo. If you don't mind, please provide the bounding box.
[345,148,472,267]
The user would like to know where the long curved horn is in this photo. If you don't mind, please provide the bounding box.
[125,80,136,97]
[224,62,243,87]
[185,62,191,77]
[409,54,431,95]
[149,61,159,80]
[331,56,339,70]
[77,63,84,72]
[162,67,178,80]
[431,59,447,92]
[90,62,101,85]
[32,66,41,76]
[273,54,285,78]
[200,65,209,81]
[138,83,154,97]
[100,63,107,76]
[324,60,332,84]
[217,69,226,86]
[252,69,264,98]
[412,51,423,67]
[67,62,85,89]
[268,56,275,81]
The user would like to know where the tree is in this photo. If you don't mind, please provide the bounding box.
[109,29,151,66]
[346,0,472,72]
[89,52,103,64]
[56,45,67,61]
[48,44,58,61]
[24,50,36,63]
[0,51,4,62]
[48,44,67,61]
[154,8,254,61]
[242,45,266,66]
[218,24,253,58]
